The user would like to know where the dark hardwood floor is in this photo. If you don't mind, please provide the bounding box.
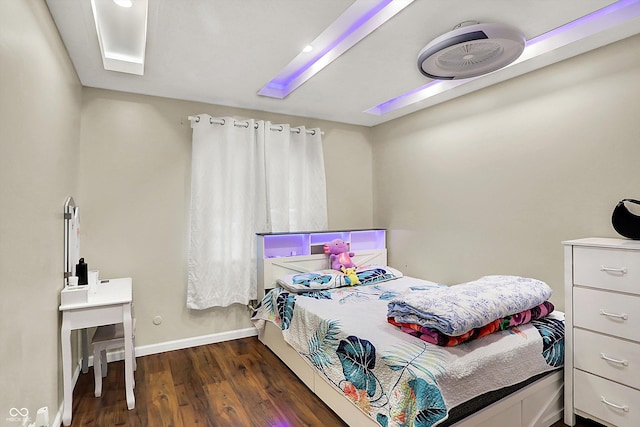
[69,337,347,426]
[551,418,606,427]
[69,336,603,427]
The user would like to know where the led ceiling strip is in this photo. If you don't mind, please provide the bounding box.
[366,0,640,116]
[258,0,414,99]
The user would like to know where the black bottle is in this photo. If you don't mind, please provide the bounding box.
[76,258,88,285]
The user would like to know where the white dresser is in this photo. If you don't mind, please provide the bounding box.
[563,238,640,427]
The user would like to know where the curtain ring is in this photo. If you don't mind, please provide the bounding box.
[233,120,250,128]
[310,129,316,136]
[293,128,301,134]
[194,116,200,123]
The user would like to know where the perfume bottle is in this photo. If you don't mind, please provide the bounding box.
[76,258,88,285]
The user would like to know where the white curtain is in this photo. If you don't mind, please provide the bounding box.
[187,115,327,309]
[262,121,328,232]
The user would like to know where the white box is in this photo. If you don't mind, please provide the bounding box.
[61,285,89,305]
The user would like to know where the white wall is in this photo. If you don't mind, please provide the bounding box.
[0,3,373,417]
[372,34,640,310]
[78,88,374,348]
[5,3,639,421]
[0,0,82,421]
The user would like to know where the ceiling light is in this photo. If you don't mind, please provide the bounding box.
[367,0,640,116]
[113,0,133,7]
[417,22,525,80]
[258,0,415,99]
[91,0,148,75]
[302,45,313,53]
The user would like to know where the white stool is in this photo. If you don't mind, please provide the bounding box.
[91,319,136,398]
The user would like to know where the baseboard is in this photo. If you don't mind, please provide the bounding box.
[138,326,258,356]
[54,362,82,426]
[52,401,64,427]
[103,326,258,363]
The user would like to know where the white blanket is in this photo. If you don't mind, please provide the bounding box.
[387,275,553,336]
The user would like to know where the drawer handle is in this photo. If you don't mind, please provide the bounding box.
[600,353,629,366]
[600,265,628,274]
[600,309,629,321]
[600,396,629,412]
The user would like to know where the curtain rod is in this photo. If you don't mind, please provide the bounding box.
[188,115,323,135]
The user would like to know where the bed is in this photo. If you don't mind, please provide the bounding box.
[251,230,564,427]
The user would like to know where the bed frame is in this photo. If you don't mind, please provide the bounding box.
[256,231,564,427]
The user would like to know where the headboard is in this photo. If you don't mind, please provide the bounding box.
[256,229,387,297]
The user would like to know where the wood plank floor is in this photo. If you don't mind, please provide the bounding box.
[69,336,603,427]
[552,418,606,427]
[69,337,347,426]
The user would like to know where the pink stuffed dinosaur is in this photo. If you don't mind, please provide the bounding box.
[323,238,356,271]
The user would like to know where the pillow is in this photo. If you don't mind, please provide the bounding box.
[276,265,403,293]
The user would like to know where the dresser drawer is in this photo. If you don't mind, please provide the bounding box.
[573,246,640,295]
[573,287,640,342]
[574,329,640,389]
[574,370,640,427]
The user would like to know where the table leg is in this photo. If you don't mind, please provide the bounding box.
[123,303,135,410]
[61,319,73,426]
[81,328,89,374]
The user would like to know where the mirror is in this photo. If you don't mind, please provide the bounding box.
[64,197,80,285]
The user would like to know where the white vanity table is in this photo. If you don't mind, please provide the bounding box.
[59,277,135,426]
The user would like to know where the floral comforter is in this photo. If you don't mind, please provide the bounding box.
[251,276,564,427]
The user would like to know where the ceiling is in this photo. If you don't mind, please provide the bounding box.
[45,0,639,127]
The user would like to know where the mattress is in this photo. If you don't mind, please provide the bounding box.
[251,276,564,427]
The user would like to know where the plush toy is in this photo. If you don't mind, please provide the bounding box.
[323,238,356,271]
[341,266,360,286]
